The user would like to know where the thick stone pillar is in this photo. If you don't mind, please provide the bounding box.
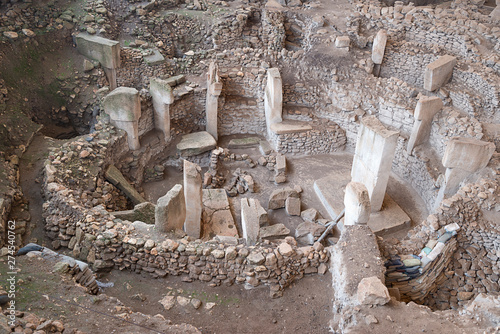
[371,30,387,65]
[435,137,495,209]
[351,116,399,212]
[75,33,120,90]
[150,78,174,141]
[184,160,203,239]
[241,198,267,245]
[205,62,222,140]
[407,96,443,154]
[424,55,457,92]
[103,87,141,150]
[344,182,371,226]
[155,184,186,233]
[264,68,283,136]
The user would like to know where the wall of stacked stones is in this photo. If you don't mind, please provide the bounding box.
[270,123,347,155]
[170,90,206,133]
[0,158,22,248]
[380,176,499,309]
[451,67,500,123]
[380,46,438,88]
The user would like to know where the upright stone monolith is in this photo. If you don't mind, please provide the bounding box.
[240,198,267,245]
[155,184,186,233]
[424,55,457,92]
[264,68,283,136]
[407,96,443,154]
[103,87,141,150]
[434,137,495,210]
[344,182,371,226]
[150,78,175,141]
[75,33,120,90]
[184,160,203,239]
[371,30,387,65]
[351,116,399,212]
[206,62,223,140]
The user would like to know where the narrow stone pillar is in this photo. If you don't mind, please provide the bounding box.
[150,78,174,141]
[264,68,283,136]
[205,62,223,140]
[407,96,443,154]
[344,182,371,226]
[184,160,203,239]
[371,29,387,65]
[103,87,141,150]
[155,184,186,233]
[241,198,267,245]
[435,137,495,209]
[424,55,457,92]
[75,33,120,90]
[351,116,399,212]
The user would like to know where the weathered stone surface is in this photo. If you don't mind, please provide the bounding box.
[202,189,238,238]
[357,276,390,305]
[75,33,120,69]
[184,160,203,238]
[155,184,186,233]
[278,242,294,257]
[344,182,371,226]
[268,187,299,210]
[285,196,301,216]
[264,68,283,135]
[335,36,350,48]
[177,132,217,157]
[300,208,322,223]
[424,55,457,91]
[407,96,443,154]
[228,137,260,148]
[372,30,387,65]
[442,137,495,172]
[112,202,155,224]
[105,165,146,205]
[351,116,398,212]
[159,295,176,310]
[259,223,290,238]
[241,198,266,245]
[206,62,222,140]
[270,121,312,134]
[150,78,174,141]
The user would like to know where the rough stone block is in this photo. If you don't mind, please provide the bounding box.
[285,197,301,216]
[357,276,390,305]
[335,36,350,48]
[155,184,186,233]
[424,55,457,91]
[150,78,174,140]
[407,96,443,154]
[259,224,290,239]
[241,198,266,245]
[275,153,286,173]
[177,131,217,157]
[268,187,299,210]
[442,137,495,172]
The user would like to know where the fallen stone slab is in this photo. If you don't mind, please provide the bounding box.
[268,187,299,210]
[424,55,457,92]
[105,165,146,205]
[259,140,273,155]
[228,137,261,149]
[164,74,186,87]
[259,223,290,239]
[177,131,217,157]
[202,189,238,238]
[241,198,262,245]
[111,202,155,224]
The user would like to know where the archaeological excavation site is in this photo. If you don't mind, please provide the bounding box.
[0,0,500,332]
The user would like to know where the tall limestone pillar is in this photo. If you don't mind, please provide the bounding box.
[205,62,222,140]
[150,78,175,141]
[184,160,203,239]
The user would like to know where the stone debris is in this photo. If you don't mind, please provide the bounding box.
[357,276,391,306]
[268,187,299,210]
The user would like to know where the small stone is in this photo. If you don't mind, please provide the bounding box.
[80,150,90,158]
[191,298,202,309]
[205,302,216,310]
[278,242,294,257]
[177,296,190,306]
[22,29,36,37]
[3,31,18,39]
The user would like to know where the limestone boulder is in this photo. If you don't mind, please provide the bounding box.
[268,187,299,210]
[177,131,217,157]
[357,276,390,306]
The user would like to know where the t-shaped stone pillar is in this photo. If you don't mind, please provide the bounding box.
[407,96,443,154]
[75,33,120,90]
[155,184,186,233]
[205,62,223,140]
[344,182,371,226]
[183,160,203,239]
[150,78,174,141]
[434,137,495,210]
[264,68,283,136]
[103,87,141,150]
[351,116,399,212]
[424,55,457,92]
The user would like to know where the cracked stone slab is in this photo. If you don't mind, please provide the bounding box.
[202,189,238,239]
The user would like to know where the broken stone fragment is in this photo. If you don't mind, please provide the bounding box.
[357,276,390,306]
[268,187,299,210]
[300,208,322,223]
[259,223,290,239]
